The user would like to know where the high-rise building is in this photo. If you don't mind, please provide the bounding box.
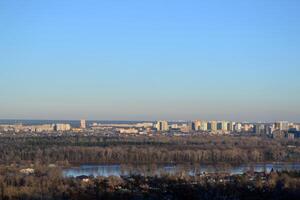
[156,121,169,131]
[255,124,265,135]
[80,119,86,129]
[221,121,228,131]
[192,120,201,131]
[228,122,235,132]
[265,125,274,135]
[201,121,208,131]
[274,121,289,131]
[234,123,242,132]
[210,121,217,132]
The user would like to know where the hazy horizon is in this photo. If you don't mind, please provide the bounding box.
[0,118,296,124]
[1,0,300,121]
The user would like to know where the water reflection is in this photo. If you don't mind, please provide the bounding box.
[63,163,300,178]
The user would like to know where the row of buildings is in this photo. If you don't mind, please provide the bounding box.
[0,123,72,133]
[155,120,300,135]
[1,119,299,138]
[156,120,247,133]
[0,120,87,133]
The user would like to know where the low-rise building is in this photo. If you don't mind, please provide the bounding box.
[118,128,139,134]
[55,124,71,131]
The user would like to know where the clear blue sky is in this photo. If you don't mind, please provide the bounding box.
[0,0,300,122]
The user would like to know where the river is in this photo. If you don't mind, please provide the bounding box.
[63,163,300,177]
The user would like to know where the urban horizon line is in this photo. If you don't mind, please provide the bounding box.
[0,118,297,124]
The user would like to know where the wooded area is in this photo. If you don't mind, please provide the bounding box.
[0,135,299,165]
[0,135,300,199]
[0,165,300,200]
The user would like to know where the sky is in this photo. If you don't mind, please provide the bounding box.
[0,0,300,122]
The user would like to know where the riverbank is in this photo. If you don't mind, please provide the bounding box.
[1,165,300,200]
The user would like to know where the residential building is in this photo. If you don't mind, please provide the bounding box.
[55,124,71,131]
[210,121,217,132]
[255,124,265,135]
[228,122,235,132]
[274,121,289,131]
[80,119,86,129]
[201,121,208,131]
[235,123,242,132]
[192,120,201,131]
[156,121,169,131]
[221,121,228,131]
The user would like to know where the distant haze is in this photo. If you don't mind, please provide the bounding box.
[0,1,300,122]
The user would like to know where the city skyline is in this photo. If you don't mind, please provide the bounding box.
[1,0,300,121]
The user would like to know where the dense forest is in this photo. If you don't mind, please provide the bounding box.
[0,165,300,200]
[0,135,299,165]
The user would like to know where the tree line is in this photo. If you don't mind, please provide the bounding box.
[0,135,299,165]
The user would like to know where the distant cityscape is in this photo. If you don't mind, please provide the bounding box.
[0,119,299,139]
